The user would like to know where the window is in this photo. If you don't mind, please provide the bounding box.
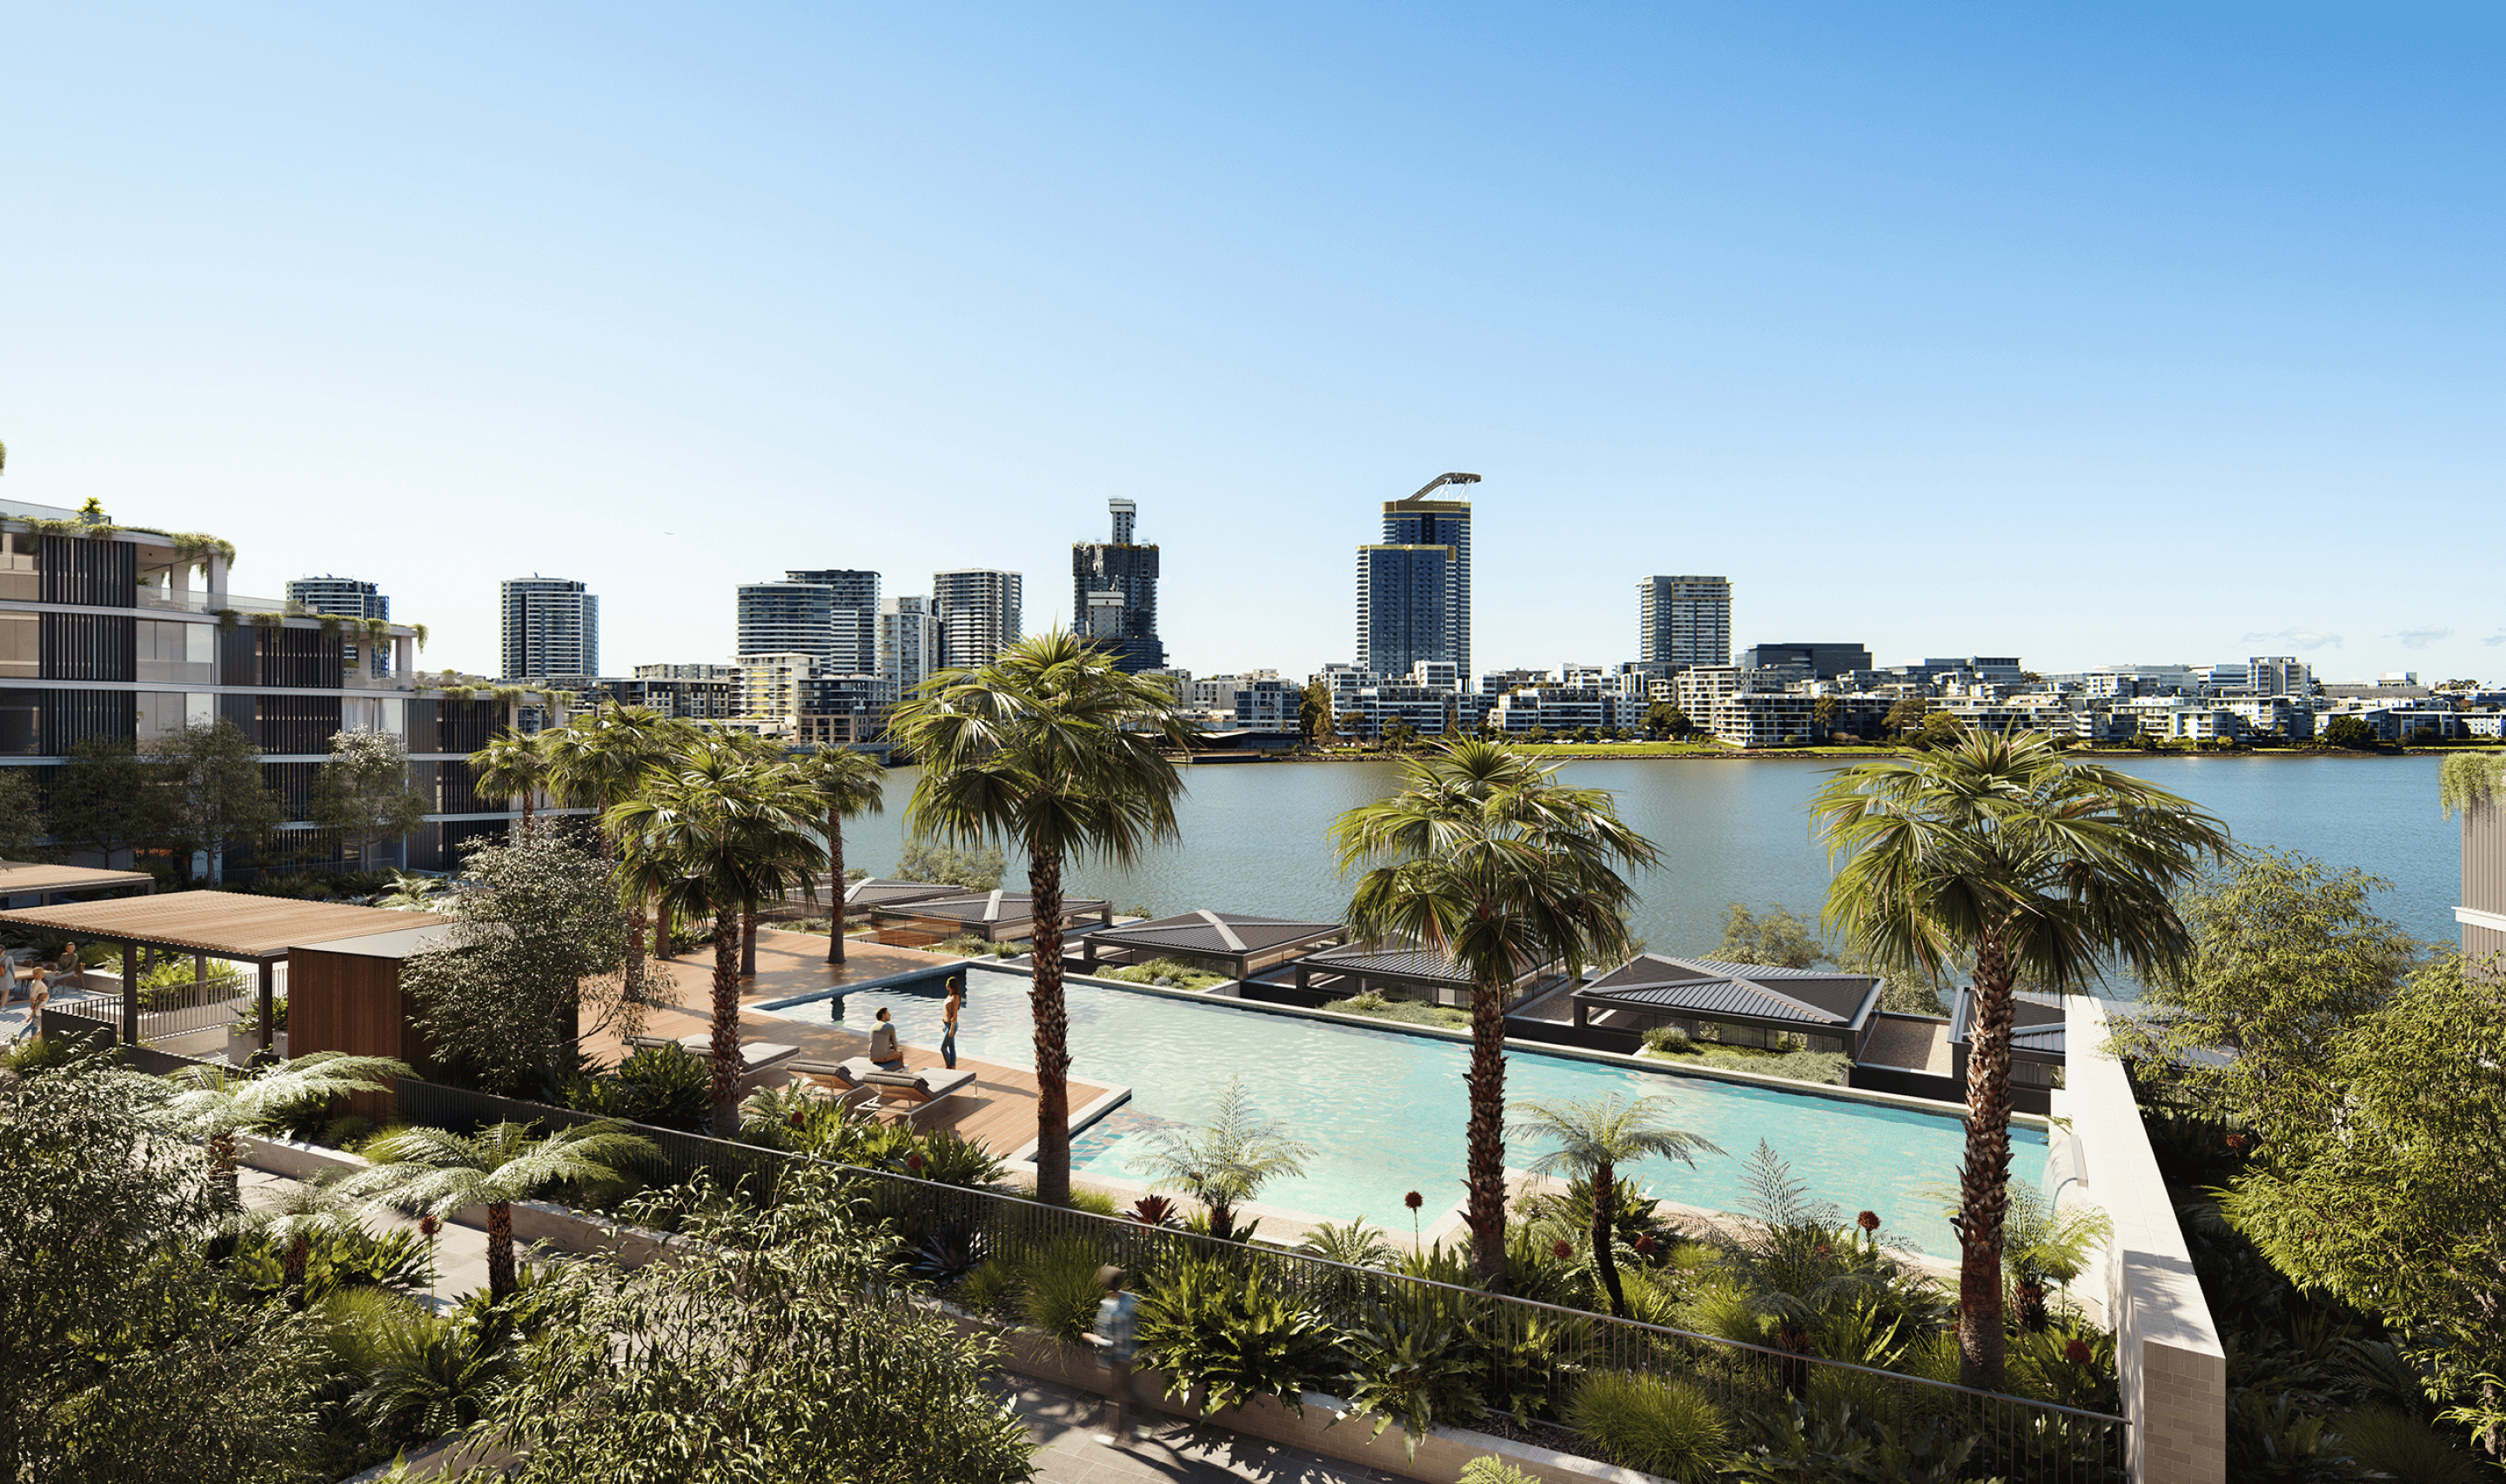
[0,612,34,678]
[0,533,35,601]
[136,619,215,684]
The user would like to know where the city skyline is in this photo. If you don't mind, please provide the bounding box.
[3,6,2500,685]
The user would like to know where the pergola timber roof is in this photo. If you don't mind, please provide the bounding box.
[0,860,157,903]
[1075,910,1343,978]
[1572,955,1885,1036]
[0,891,449,965]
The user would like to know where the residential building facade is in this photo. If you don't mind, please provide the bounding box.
[877,595,941,699]
[499,577,598,681]
[736,569,878,673]
[1638,576,1732,669]
[1377,487,1472,680]
[932,569,1022,669]
[1070,498,1165,672]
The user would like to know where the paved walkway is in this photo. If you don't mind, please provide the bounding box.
[1006,1377,1401,1484]
[239,1166,494,1311]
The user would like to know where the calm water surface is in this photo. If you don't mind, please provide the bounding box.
[838,753,2460,955]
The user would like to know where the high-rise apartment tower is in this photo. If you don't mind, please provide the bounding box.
[735,569,878,673]
[1638,576,1732,669]
[287,576,391,677]
[932,569,1022,670]
[500,578,599,680]
[1070,498,1164,672]
[878,595,941,697]
[1358,472,1477,680]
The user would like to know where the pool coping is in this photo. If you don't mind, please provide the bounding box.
[796,958,2052,1133]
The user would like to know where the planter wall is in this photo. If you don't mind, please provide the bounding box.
[239,1135,673,1268]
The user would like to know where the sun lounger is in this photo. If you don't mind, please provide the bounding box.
[859,1066,979,1125]
[787,1055,886,1086]
[626,1034,679,1053]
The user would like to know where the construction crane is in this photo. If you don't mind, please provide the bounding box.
[1399,471,1483,503]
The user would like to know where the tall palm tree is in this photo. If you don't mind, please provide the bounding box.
[1810,723,2231,1388]
[888,630,1192,1205]
[1331,739,1659,1287]
[543,701,689,984]
[156,1052,412,1208]
[790,742,887,965]
[607,743,825,1133]
[469,731,550,827]
[339,1120,653,1302]
[1511,1093,1719,1316]
[708,730,798,978]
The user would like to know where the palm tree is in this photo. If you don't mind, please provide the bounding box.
[790,743,887,965]
[1810,723,2231,1387]
[1511,1093,1719,1316]
[157,1052,412,1207]
[1331,739,1659,1287]
[607,743,825,1133]
[542,701,689,985]
[888,629,1193,1205]
[1138,1075,1315,1241]
[708,730,800,977]
[469,731,551,827]
[339,1120,653,1301]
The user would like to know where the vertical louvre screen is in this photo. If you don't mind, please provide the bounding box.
[37,537,137,607]
[39,612,137,681]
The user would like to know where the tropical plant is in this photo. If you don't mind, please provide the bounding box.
[1332,739,1659,1287]
[1510,1093,1716,1316]
[895,837,1008,891]
[1339,1301,1487,1459]
[155,1052,411,1207]
[144,718,285,885]
[467,731,552,826]
[1298,1220,1398,1269]
[890,628,1193,1204]
[540,700,688,986]
[311,729,431,872]
[339,1120,653,1301]
[1137,1075,1314,1241]
[322,1288,513,1450]
[1566,1370,1730,1478]
[1136,1253,1344,1418]
[559,1042,711,1131]
[790,743,886,965]
[606,739,824,1133]
[1809,724,2230,1387]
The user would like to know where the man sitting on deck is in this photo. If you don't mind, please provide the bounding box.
[866,1007,901,1066]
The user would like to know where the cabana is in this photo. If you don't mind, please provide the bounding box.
[1950,986,2067,1113]
[1073,910,1343,982]
[0,860,157,908]
[844,879,965,911]
[1261,938,1558,1009]
[868,889,1112,946]
[1569,955,1886,1058]
[0,892,448,1053]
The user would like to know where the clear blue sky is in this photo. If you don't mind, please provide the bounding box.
[3,3,2499,684]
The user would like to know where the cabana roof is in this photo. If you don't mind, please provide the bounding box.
[0,891,449,965]
[1952,986,2067,1059]
[1082,910,1342,959]
[842,878,964,909]
[877,890,1114,927]
[1292,938,1545,990]
[1577,955,1883,1032]
[0,860,157,901]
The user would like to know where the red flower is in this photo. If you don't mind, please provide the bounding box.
[1857,1210,1881,1233]
[418,1215,440,1238]
[2063,1338,2094,1365]
[789,1110,806,1128]
[1551,1240,1573,1260]
[2224,1133,2247,1151]
[1633,1233,1657,1256]
[906,1153,926,1174]
[1404,1191,1424,1211]
[1815,1243,1832,1259]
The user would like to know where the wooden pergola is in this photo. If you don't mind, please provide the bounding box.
[0,892,447,1053]
[0,860,157,906]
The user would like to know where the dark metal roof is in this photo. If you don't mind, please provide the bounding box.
[1297,939,1544,986]
[878,889,1111,926]
[1084,910,1342,958]
[1579,954,1883,1029]
[844,879,962,909]
[1950,986,2068,1059]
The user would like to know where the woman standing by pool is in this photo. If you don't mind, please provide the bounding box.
[940,975,962,1069]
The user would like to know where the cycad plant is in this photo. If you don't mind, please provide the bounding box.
[1332,740,1659,1287]
[155,1052,411,1207]
[339,1120,653,1301]
[1511,1092,1719,1316]
[889,629,1193,1204]
[789,742,886,965]
[1811,724,2230,1387]
[1137,1075,1314,1242]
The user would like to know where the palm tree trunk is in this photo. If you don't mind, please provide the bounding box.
[708,911,742,1136]
[626,907,648,1006]
[284,1234,312,1304]
[1956,929,2017,1390]
[1028,846,1073,1207]
[486,1200,516,1302]
[209,1130,240,1210]
[740,907,759,978]
[1466,967,1510,1290]
[1591,1156,1625,1316]
[826,810,846,966]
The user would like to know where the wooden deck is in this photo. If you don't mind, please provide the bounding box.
[588,929,1115,1158]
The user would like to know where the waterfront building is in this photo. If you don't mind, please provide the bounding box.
[1739,642,1870,678]
[736,570,878,673]
[2246,656,2311,697]
[3,501,518,874]
[932,569,1022,669]
[1638,576,1732,669]
[577,671,736,721]
[795,672,893,745]
[499,577,599,681]
[1070,499,1165,673]
[734,651,819,739]
[877,595,941,699]
[1359,475,1475,681]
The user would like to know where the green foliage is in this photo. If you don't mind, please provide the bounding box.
[2332,1403,2491,1484]
[1456,1457,1540,1484]
[145,719,286,886]
[1712,902,1827,969]
[230,1222,433,1304]
[309,729,430,871]
[2322,714,2379,750]
[1324,992,1471,1028]
[1339,1301,1488,1459]
[321,1289,514,1451]
[1641,1024,1692,1053]
[1138,1075,1314,1241]
[1136,1253,1343,1417]
[560,1043,711,1131]
[895,836,1008,891]
[1565,1370,1730,1477]
[1297,1220,1398,1270]
[0,765,45,862]
[2438,752,2506,819]
[1014,1238,1111,1345]
[1096,957,1230,991]
[46,736,170,862]
[1720,1397,1980,1484]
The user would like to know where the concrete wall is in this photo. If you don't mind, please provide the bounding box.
[2056,997,2226,1483]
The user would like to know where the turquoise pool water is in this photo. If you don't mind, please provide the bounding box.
[778,968,2042,1260]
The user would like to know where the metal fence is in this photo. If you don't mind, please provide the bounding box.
[391,1077,2124,1483]
[44,974,253,1043]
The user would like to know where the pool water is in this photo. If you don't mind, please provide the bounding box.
[783,968,2042,1260]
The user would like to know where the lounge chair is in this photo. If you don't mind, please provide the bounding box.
[859,1066,979,1125]
[786,1055,886,1086]
[625,1034,680,1053]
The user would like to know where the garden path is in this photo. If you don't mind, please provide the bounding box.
[239,1166,493,1312]
[1006,1376,1402,1484]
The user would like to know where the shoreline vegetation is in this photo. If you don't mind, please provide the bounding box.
[1250,739,2506,764]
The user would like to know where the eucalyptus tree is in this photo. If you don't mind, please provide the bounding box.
[310,728,431,872]
[1810,723,2232,1388]
[790,742,887,965]
[888,630,1193,1205]
[1511,1093,1718,1315]
[606,741,825,1133]
[1331,739,1659,1287]
[341,1120,653,1301]
[144,718,285,886]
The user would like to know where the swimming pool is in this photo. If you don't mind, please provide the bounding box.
[770,967,2043,1260]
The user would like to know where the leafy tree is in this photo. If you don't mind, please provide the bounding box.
[895,836,1007,891]
[1883,692,1928,735]
[1810,724,2231,1388]
[1300,680,1338,747]
[2322,715,2378,750]
[1712,903,1827,970]
[791,744,886,965]
[145,718,285,885]
[1511,1093,1717,1315]
[402,829,640,1098]
[44,737,166,866]
[1333,740,1658,1287]
[891,629,1191,1205]
[1812,695,1843,738]
[463,1168,1035,1483]
[341,1120,653,1302]
[0,764,49,861]
[1139,1074,1315,1241]
[311,728,430,872]
[0,1053,332,1482]
[467,730,552,826]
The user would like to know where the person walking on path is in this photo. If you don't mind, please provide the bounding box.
[940,976,962,1069]
[1088,1265,1140,1445]
[866,1006,900,1066]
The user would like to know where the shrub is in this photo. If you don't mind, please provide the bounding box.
[1567,1371,1730,1477]
[1643,1025,1693,1054]
[1137,1253,1343,1417]
[2330,1404,2489,1484]
[1457,1459,1538,1484]
[1341,1301,1486,1457]
[1016,1240,1109,1344]
[559,1044,709,1131]
[1722,1397,1976,1484]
